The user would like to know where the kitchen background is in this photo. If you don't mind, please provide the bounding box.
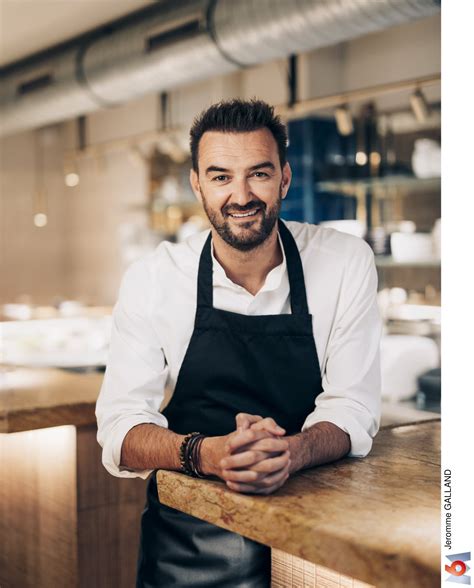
[1,1,441,422]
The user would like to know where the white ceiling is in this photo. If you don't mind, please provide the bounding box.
[0,0,156,67]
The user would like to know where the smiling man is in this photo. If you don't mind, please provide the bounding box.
[96,99,382,587]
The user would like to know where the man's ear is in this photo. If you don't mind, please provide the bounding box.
[189,168,203,204]
[281,162,292,200]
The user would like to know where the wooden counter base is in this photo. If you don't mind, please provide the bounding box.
[0,424,147,588]
[157,420,441,588]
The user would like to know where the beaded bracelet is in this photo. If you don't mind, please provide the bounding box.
[179,432,207,478]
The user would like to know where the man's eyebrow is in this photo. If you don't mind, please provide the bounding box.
[205,161,276,175]
[248,161,276,172]
[205,165,230,175]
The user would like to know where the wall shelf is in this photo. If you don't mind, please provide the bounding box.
[316,175,440,195]
[375,256,441,268]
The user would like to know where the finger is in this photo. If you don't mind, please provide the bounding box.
[236,413,262,432]
[248,451,291,474]
[222,468,264,483]
[226,466,290,495]
[220,449,271,470]
[223,453,291,483]
[249,417,286,436]
[226,461,290,487]
[233,437,289,455]
[221,449,290,472]
[226,429,269,453]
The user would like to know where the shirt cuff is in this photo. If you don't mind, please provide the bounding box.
[99,414,169,479]
[301,408,378,458]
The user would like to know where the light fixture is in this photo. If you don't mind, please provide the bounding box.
[356,151,368,166]
[334,104,354,136]
[34,212,48,227]
[64,117,85,186]
[65,172,80,187]
[410,89,431,123]
[33,187,48,228]
[33,130,48,228]
[64,157,80,187]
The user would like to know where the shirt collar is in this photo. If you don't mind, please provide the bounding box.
[210,229,287,294]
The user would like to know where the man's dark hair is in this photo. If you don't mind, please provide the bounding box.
[189,98,288,173]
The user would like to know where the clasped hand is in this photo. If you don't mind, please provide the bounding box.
[218,413,291,495]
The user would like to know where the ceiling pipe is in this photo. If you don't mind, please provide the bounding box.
[0,0,440,138]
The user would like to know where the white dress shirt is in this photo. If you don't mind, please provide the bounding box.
[96,220,382,479]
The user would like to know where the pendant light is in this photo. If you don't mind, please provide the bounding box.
[33,129,48,227]
[64,157,80,187]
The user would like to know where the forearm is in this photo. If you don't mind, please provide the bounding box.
[287,421,351,474]
[120,423,226,475]
[120,423,185,471]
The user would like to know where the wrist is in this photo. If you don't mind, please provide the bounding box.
[287,434,305,475]
[200,436,222,476]
[178,432,207,477]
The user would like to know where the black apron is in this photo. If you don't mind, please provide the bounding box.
[137,219,323,588]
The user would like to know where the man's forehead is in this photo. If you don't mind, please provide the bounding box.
[198,129,278,163]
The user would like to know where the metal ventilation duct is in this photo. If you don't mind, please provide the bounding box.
[0,0,440,138]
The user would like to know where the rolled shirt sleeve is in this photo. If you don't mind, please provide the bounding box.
[96,257,169,479]
[302,239,383,457]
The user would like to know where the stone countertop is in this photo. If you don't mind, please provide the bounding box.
[157,420,441,588]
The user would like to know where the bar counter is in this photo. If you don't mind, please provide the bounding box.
[157,420,441,588]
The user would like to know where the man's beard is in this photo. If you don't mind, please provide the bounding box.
[201,188,282,252]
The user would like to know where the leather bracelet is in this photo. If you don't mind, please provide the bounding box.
[179,432,207,478]
[179,432,198,474]
[188,433,206,478]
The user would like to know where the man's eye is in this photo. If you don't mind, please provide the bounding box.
[213,175,229,182]
[252,172,269,178]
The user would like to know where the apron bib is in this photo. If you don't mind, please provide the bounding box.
[137,219,323,587]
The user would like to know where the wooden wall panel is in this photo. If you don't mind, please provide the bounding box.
[0,426,78,587]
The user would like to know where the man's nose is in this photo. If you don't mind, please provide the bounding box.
[231,177,254,206]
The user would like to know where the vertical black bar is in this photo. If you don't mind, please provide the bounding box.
[302,121,315,224]
[363,103,375,231]
[160,92,169,130]
[78,115,87,151]
[288,54,298,108]
[365,189,373,230]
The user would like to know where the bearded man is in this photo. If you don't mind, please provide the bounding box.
[96,98,382,587]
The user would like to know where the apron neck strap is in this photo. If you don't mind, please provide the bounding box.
[197,218,309,315]
[277,219,309,315]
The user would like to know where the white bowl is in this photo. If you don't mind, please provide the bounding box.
[390,232,434,262]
